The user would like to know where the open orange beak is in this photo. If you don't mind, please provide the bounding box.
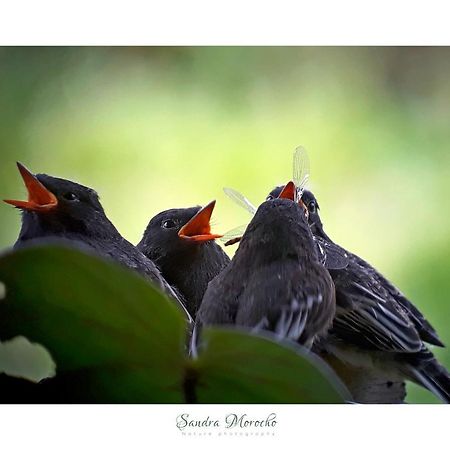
[277,180,309,218]
[278,181,296,201]
[178,200,223,242]
[3,162,58,212]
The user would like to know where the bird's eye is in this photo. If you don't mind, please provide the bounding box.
[308,201,316,214]
[162,219,176,229]
[63,192,78,201]
[266,194,274,201]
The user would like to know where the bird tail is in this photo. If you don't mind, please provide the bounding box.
[404,349,450,404]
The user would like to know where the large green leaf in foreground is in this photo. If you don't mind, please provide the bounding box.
[192,328,349,403]
[0,244,349,403]
[0,243,187,402]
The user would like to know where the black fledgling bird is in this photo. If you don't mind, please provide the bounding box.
[137,201,230,318]
[197,197,336,348]
[267,185,450,403]
[4,162,191,321]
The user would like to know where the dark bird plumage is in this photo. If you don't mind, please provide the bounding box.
[267,185,450,402]
[197,198,336,348]
[137,202,230,319]
[4,163,190,321]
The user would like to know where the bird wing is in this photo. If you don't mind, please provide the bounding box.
[314,236,349,270]
[236,260,335,347]
[349,252,444,347]
[331,265,423,353]
[393,293,444,347]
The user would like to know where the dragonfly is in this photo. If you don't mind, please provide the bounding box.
[221,146,310,246]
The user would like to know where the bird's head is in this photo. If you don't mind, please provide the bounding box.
[299,189,325,236]
[245,197,309,239]
[235,196,316,266]
[138,201,223,262]
[266,183,324,237]
[4,162,114,237]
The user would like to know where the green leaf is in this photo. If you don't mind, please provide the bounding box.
[0,243,188,402]
[190,327,350,403]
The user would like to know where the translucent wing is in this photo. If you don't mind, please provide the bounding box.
[220,224,248,246]
[293,146,310,199]
[223,187,257,216]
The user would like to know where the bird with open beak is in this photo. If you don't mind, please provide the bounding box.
[3,162,192,322]
[138,201,230,319]
[267,184,450,403]
[196,184,336,350]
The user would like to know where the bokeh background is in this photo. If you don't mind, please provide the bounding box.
[0,47,449,403]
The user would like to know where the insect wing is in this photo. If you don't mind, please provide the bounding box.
[223,187,257,216]
[293,146,310,200]
[220,224,248,246]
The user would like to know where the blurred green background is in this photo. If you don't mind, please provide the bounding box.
[0,47,449,403]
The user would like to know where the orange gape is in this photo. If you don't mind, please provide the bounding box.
[4,162,58,211]
[277,180,309,219]
[178,200,223,242]
[277,180,296,201]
